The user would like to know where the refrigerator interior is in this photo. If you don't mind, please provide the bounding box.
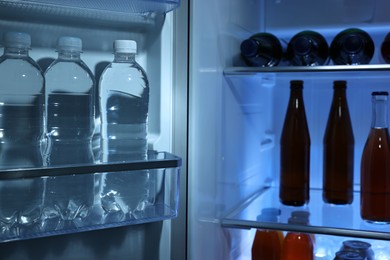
[0,1,188,260]
[189,0,390,259]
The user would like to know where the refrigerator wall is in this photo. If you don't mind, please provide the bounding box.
[0,1,188,260]
[189,0,390,259]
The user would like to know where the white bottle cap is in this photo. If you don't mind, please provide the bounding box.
[57,36,82,52]
[3,32,31,48]
[114,40,137,54]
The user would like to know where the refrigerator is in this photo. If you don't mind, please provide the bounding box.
[0,0,390,259]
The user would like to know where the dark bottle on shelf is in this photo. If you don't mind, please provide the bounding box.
[361,92,390,223]
[323,80,354,205]
[286,30,329,66]
[330,28,374,65]
[280,80,310,206]
[380,32,390,64]
[240,32,283,67]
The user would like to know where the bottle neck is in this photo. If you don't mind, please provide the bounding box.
[114,52,136,63]
[57,50,81,60]
[372,94,388,129]
[4,47,29,57]
[290,89,304,108]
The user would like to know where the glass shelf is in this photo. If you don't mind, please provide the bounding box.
[224,64,390,76]
[1,0,180,14]
[0,151,181,243]
[221,187,390,241]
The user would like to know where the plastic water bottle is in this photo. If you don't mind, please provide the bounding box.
[0,32,45,236]
[43,36,95,229]
[99,40,150,221]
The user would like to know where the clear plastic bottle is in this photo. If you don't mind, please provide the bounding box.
[360,92,390,223]
[330,28,374,65]
[99,40,150,221]
[286,30,329,66]
[43,36,95,229]
[240,32,283,67]
[0,32,45,235]
[323,81,354,205]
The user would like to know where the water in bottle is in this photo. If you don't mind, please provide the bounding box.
[280,80,311,206]
[286,30,329,66]
[330,28,374,65]
[360,92,390,223]
[0,32,45,236]
[323,81,354,205]
[99,40,150,221]
[240,32,283,67]
[43,36,95,229]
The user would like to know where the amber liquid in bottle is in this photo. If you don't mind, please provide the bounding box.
[252,229,283,260]
[323,80,354,204]
[252,208,284,260]
[280,80,311,206]
[281,215,313,260]
[361,92,390,223]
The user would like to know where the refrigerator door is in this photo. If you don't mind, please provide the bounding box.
[189,0,390,259]
[0,0,188,259]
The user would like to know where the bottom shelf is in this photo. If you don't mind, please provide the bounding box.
[221,187,390,241]
[0,151,181,243]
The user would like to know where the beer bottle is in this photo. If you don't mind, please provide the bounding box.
[280,80,311,206]
[286,30,329,66]
[323,80,354,204]
[330,28,374,65]
[361,91,390,223]
[240,32,283,67]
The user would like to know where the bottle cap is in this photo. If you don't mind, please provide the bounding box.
[293,36,312,55]
[240,39,258,58]
[114,40,137,54]
[57,36,82,52]
[3,32,31,48]
[290,80,304,90]
[342,240,371,250]
[334,80,347,89]
[256,208,281,222]
[342,35,363,54]
[335,251,365,260]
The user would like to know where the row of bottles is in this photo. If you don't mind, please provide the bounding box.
[279,80,390,224]
[239,28,390,67]
[251,209,378,260]
[0,32,150,236]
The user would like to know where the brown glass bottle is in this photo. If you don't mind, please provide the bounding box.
[361,92,390,223]
[323,80,354,204]
[281,214,314,260]
[252,208,283,260]
[280,80,311,206]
